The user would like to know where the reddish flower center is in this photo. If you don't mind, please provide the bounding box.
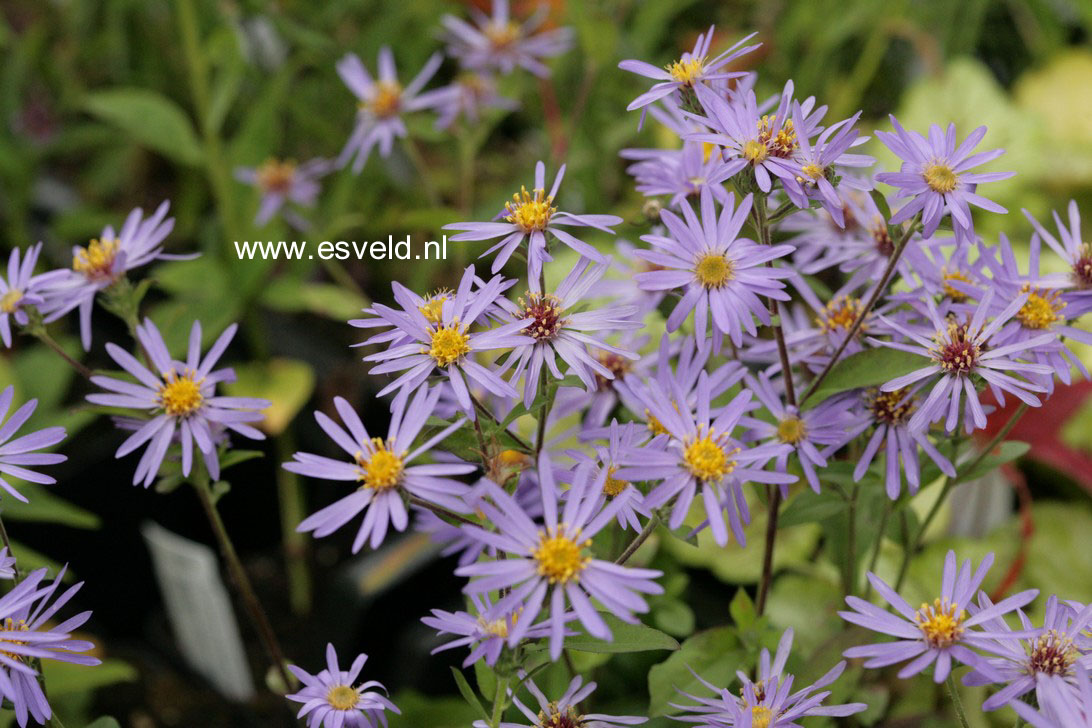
[931,322,980,374]
[519,293,565,341]
[1028,630,1078,676]
[868,388,916,426]
[1074,244,1092,289]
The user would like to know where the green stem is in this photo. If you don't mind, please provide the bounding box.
[845,482,859,596]
[28,328,92,380]
[489,676,509,728]
[614,513,660,565]
[275,435,312,615]
[864,498,893,599]
[401,136,442,208]
[948,674,971,728]
[408,496,478,527]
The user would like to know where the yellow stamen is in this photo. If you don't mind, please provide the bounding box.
[683,429,739,481]
[1016,285,1064,330]
[356,439,405,490]
[158,369,204,417]
[816,296,865,334]
[72,238,121,281]
[742,139,768,163]
[505,187,556,233]
[751,706,773,728]
[776,416,807,444]
[485,20,520,49]
[694,253,734,288]
[0,290,22,314]
[603,465,628,497]
[255,158,296,193]
[942,270,974,301]
[326,685,359,711]
[532,527,589,584]
[914,599,966,648]
[924,162,958,193]
[666,56,705,84]
[0,618,30,663]
[362,81,402,117]
[427,323,471,367]
[757,116,796,157]
[801,163,824,180]
[646,411,669,437]
[418,290,451,324]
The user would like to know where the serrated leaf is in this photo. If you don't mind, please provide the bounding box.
[802,347,925,409]
[84,88,203,166]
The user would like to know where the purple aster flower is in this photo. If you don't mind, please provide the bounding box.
[433,72,518,130]
[965,594,1092,711]
[616,373,795,547]
[41,201,192,350]
[874,117,1015,242]
[286,644,398,728]
[441,0,573,78]
[568,420,651,532]
[896,236,987,306]
[0,385,66,502]
[493,257,641,407]
[741,372,857,493]
[635,187,794,349]
[781,107,874,225]
[548,330,652,429]
[0,548,14,580]
[872,290,1054,433]
[1012,665,1092,728]
[456,453,663,661]
[1024,200,1092,317]
[422,593,562,668]
[843,386,956,500]
[444,161,622,285]
[86,319,270,487]
[234,157,331,230]
[474,674,646,728]
[840,550,1038,683]
[0,244,66,348]
[286,386,475,552]
[0,565,101,728]
[335,48,452,174]
[618,26,758,123]
[362,265,531,416]
[673,628,866,727]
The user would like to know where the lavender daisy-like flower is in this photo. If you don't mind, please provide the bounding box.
[0,385,66,502]
[741,372,856,493]
[618,26,758,120]
[1024,200,1092,317]
[473,674,646,728]
[41,201,190,350]
[422,593,560,668]
[840,550,1038,683]
[616,373,795,547]
[286,386,474,552]
[569,420,651,532]
[0,565,101,728]
[86,319,270,487]
[966,595,1092,711]
[844,386,956,500]
[494,257,640,407]
[1,244,66,348]
[234,157,330,230]
[456,454,663,661]
[0,548,15,580]
[673,628,866,727]
[874,117,1014,242]
[782,107,874,225]
[362,265,531,416]
[286,644,398,728]
[444,161,622,285]
[433,72,518,131]
[1012,665,1092,728]
[441,0,573,78]
[872,290,1054,433]
[335,48,451,174]
[635,187,794,349]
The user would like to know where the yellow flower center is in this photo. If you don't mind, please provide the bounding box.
[1017,285,1064,330]
[742,139,768,163]
[537,704,582,728]
[701,142,716,163]
[683,431,739,481]
[942,270,974,301]
[418,290,451,324]
[485,20,520,49]
[532,527,589,584]
[479,612,516,639]
[646,411,669,437]
[757,116,797,158]
[816,296,865,334]
[603,465,628,497]
[326,684,359,711]
[427,323,471,367]
[924,162,958,193]
[362,81,402,118]
[255,158,296,193]
[868,388,916,426]
[751,706,773,728]
[356,439,405,490]
[666,56,705,84]
[914,599,966,648]
[158,370,205,417]
[694,253,734,288]
[0,618,30,663]
[776,416,807,444]
[801,163,824,181]
[73,238,121,281]
[0,289,22,314]
[505,187,556,233]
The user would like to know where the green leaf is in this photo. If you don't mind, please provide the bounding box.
[778,490,848,528]
[224,358,315,436]
[957,440,1030,483]
[2,484,101,529]
[647,627,743,716]
[802,347,925,409]
[83,88,203,166]
[260,280,369,321]
[729,588,756,630]
[450,667,489,722]
[40,657,136,695]
[85,719,122,728]
[556,613,679,654]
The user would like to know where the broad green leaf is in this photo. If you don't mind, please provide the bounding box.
[2,484,100,529]
[554,613,679,654]
[85,719,122,728]
[388,690,481,728]
[260,280,368,321]
[777,490,848,528]
[647,627,743,717]
[225,358,315,435]
[729,589,756,631]
[40,657,136,695]
[802,347,925,409]
[83,88,203,166]
[957,440,1030,483]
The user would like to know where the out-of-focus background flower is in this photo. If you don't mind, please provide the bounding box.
[1,0,1092,726]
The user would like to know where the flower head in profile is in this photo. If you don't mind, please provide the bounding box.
[473,674,646,728]
[0,548,15,580]
[86,319,270,487]
[840,550,1038,683]
[234,157,331,230]
[872,290,1054,434]
[422,593,561,668]
[41,201,191,350]
[874,118,1014,242]
[286,644,398,728]
[285,386,475,552]
[1,244,66,348]
[433,72,518,131]
[0,385,66,502]
[335,48,452,174]
[635,187,794,350]
[1024,200,1092,317]
[442,0,573,78]
[444,161,622,284]
[1012,664,1092,728]
[0,565,101,728]
[456,454,663,661]
[616,373,795,547]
